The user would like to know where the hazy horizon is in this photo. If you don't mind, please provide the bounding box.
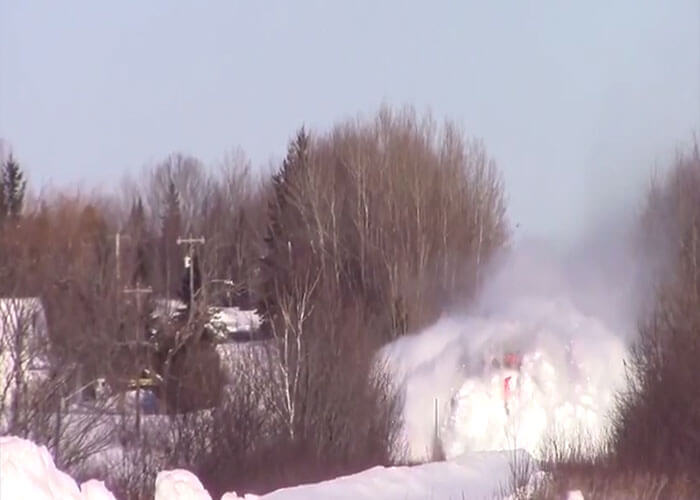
[1,1,699,244]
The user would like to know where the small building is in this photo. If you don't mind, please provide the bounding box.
[0,298,51,429]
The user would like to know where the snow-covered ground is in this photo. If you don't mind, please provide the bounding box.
[2,435,543,500]
[207,307,262,342]
[151,300,262,341]
[226,449,538,500]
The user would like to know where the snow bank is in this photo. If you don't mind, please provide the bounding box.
[155,470,212,500]
[225,449,536,500]
[79,481,117,500]
[2,435,592,500]
[0,435,536,500]
[0,436,114,500]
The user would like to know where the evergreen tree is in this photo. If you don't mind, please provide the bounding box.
[258,127,311,326]
[126,197,151,285]
[1,154,26,222]
[161,180,183,298]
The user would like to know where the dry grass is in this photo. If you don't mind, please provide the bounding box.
[533,466,699,500]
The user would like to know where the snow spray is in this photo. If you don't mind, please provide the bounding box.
[381,242,638,462]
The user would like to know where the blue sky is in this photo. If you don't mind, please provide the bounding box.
[1,1,698,243]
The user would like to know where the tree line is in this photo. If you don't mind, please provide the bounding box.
[2,106,696,497]
[0,106,508,497]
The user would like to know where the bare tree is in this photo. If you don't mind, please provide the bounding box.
[265,267,320,440]
[613,142,700,472]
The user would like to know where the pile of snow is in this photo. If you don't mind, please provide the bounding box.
[0,436,115,500]
[155,470,212,500]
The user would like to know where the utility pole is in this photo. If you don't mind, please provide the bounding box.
[176,236,205,320]
[112,232,132,286]
[123,282,152,437]
[116,232,122,283]
[111,231,132,433]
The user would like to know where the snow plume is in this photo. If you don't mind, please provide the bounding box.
[382,238,641,463]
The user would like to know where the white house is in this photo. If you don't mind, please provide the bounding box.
[0,298,51,430]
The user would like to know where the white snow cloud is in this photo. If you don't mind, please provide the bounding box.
[382,239,635,462]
